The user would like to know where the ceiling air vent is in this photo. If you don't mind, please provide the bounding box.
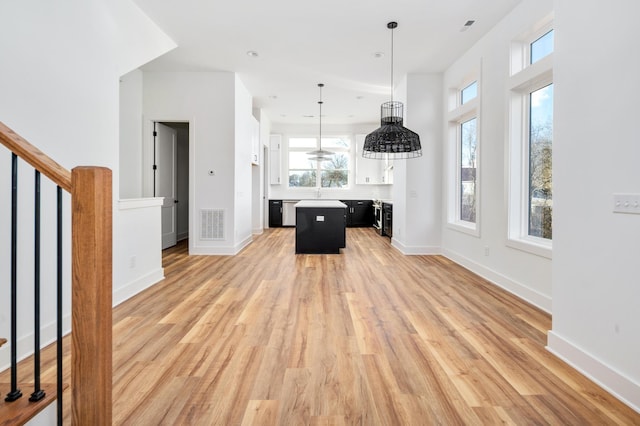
[461,20,475,32]
[200,209,225,240]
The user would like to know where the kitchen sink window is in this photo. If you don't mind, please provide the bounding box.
[288,136,351,188]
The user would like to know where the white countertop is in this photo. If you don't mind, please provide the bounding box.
[295,200,347,208]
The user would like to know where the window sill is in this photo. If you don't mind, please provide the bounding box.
[506,236,552,259]
[447,221,480,237]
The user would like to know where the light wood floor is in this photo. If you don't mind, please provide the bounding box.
[3,227,640,424]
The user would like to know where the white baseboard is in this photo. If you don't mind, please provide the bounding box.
[252,227,264,236]
[191,235,253,255]
[441,247,552,313]
[113,267,165,307]
[391,238,441,255]
[1,268,165,372]
[547,331,640,413]
[0,315,72,372]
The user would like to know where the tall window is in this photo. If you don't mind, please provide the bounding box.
[288,136,350,188]
[447,75,480,235]
[528,84,553,239]
[508,23,553,257]
[460,117,477,223]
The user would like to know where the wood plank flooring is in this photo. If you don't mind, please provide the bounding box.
[2,227,639,424]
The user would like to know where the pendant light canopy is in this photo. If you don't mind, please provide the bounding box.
[363,22,422,159]
[307,83,334,159]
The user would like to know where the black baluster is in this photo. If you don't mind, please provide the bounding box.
[30,170,45,402]
[6,153,22,402]
[56,186,63,426]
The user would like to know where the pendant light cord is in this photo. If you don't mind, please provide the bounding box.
[318,83,323,150]
[390,24,394,103]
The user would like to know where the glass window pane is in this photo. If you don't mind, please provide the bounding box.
[461,81,478,105]
[321,153,349,187]
[289,170,316,187]
[321,137,350,149]
[320,153,349,170]
[528,83,553,239]
[460,118,477,223]
[289,137,317,149]
[321,170,348,188]
[289,151,317,169]
[530,30,554,64]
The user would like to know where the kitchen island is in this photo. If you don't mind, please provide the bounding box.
[295,200,347,254]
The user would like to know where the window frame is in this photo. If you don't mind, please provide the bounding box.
[287,135,352,189]
[507,21,554,258]
[447,74,481,236]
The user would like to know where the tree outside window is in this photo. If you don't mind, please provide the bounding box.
[461,118,477,223]
[288,136,350,188]
[528,84,553,239]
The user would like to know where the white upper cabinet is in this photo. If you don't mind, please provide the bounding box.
[355,134,392,185]
[251,117,260,165]
[269,134,282,185]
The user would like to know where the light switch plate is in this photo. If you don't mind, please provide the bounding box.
[613,193,640,214]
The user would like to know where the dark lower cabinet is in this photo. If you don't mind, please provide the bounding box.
[295,202,347,254]
[269,200,283,227]
[341,200,374,227]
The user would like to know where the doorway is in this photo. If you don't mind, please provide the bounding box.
[154,121,189,249]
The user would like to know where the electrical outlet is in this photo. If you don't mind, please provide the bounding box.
[129,256,136,268]
[484,246,490,256]
[613,193,640,214]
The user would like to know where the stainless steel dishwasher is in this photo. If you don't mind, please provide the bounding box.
[283,200,297,226]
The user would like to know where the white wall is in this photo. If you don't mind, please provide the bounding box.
[392,74,443,254]
[252,108,271,234]
[269,122,393,201]
[120,69,145,198]
[113,199,165,305]
[143,71,253,254]
[234,76,254,251]
[440,0,554,311]
[548,0,640,411]
[0,0,173,370]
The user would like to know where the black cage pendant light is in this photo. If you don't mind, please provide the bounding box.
[363,22,422,159]
[308,83,334,161]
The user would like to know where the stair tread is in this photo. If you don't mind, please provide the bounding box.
[0,383,60,426]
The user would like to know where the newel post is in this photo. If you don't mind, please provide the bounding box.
[71,166,112,425]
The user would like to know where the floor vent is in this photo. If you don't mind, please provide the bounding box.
[200,209,225,240]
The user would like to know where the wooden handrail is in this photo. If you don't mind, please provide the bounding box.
[0,123,112,424]
[0,121,72,192]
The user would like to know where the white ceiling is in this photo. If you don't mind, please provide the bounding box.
[133,0,522,125]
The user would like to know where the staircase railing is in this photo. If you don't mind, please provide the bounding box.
[0,121,112,425]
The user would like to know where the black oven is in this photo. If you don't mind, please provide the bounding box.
[382,202,392,238]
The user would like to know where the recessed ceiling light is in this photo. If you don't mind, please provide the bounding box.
[303,115,314,118]
[246,51,259,58]
[373,52,384,59]
[356,95,364,100]
[269,95,278,99]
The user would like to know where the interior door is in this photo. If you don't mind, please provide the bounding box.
[155,122,177,249]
